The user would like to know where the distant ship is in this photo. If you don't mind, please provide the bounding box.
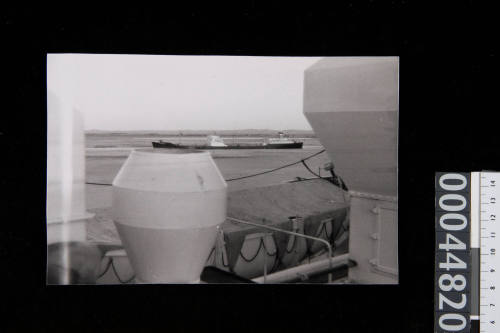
[152,132,303,149]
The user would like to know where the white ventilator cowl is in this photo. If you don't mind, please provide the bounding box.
[112,149,227,283]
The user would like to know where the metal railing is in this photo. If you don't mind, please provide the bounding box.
[226,216,335,283]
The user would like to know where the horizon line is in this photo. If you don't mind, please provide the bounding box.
[85,128,314,132]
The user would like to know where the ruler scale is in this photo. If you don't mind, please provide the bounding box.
[471,172,480,327]
[436,172,500,332]
[476,172,500,332]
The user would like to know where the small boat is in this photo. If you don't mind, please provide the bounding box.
[152,132,303,149]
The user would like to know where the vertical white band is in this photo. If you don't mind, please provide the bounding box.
[470,172,480,249]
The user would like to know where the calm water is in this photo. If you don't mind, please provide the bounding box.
[85,134,331,209]
[84,132,391,211]
[86,135,321,149]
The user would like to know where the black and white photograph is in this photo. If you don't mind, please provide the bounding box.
[5,3,498,332]
[46,54,399,285]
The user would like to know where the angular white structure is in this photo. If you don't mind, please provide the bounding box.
[206,135,228,147]
[303,57,399,284]
[304,57,398,197]
[112,149,227,283]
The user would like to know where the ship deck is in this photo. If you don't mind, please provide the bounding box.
[86,178,350,283]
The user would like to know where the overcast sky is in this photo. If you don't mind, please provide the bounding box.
[48,54,321,131]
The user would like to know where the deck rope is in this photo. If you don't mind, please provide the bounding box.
[85,149,327,186]
[225,149,326,181]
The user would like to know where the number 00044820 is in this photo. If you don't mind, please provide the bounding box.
[435,173,470,332]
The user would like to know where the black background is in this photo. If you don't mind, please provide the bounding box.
[0,3,497,332]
